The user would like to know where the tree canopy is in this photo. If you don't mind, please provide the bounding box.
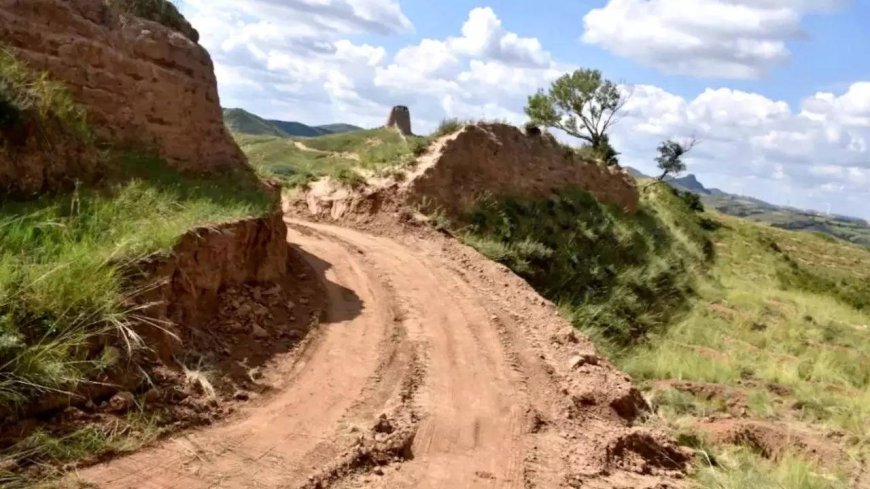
[525,69,625,156]
[655,138,698,180]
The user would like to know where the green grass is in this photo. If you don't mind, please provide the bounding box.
[0,411,163,487]
[0,50,92,148]
[450,178,868,485]
[107,0,194,41]
[431,118,467,138]
[695,445,847,489]
[235,128,428,188]
[0,153,272,413]
[460,184,709,351]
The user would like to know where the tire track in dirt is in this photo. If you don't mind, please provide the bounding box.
[295,222,531,488]
[69,226,402,488]
[69,219,689,489]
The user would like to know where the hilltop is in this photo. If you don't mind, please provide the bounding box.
[629,168,870,246]
[222,107,362,138]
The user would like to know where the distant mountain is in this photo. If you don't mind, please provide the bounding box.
[222,108,363,138]
[316,123,363,134]
[265,120,325,137]
[223,108,286,137]
[625,168,870,246]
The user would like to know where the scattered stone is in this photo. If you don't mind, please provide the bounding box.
[233,390,251,401]
[373,467,385,476]
[568,353,599,369]
[252,323,270,339]
[108,391,136,413]
[552,327,578,345]
[373,414,394,434]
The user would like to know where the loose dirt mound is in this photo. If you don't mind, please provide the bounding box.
[64,220,690,488]
[696,419,844,464]
[408,123,639,217]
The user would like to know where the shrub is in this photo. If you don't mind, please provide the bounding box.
[432,118,466,138]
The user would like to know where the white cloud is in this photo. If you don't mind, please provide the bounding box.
[177,2,869,218]
[581,0,845,79]
[613,80,870,217]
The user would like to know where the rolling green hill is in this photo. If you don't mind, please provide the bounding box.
[628,169,870,247]
[222,108,362,138]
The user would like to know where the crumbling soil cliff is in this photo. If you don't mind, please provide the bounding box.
[300,123,640,223]
[0,0,244,186]
[408,123,639,217]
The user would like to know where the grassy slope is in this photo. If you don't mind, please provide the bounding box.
[455,180,867,488]
[235,128,427,188]
[1,49,272,420]
[223,108,287,137]
[0,154,272,412]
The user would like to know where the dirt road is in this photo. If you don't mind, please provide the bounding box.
[71,220,687,488]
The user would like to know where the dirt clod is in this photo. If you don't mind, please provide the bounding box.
[107,391,135,413]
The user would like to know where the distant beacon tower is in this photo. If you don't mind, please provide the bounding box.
[385,105,412,135]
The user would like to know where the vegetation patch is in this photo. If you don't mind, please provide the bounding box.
[0,153,272,415]
[0,50,92,150]
[235,128,427,188]
[106,0,197,42]
[460,183,709,351]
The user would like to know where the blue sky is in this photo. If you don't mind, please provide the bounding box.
[177,0,870,219]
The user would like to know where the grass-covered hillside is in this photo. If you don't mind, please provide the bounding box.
[455,181,868,489]
[223,108,362,138]
[661,172,870,247]
[234,128,427,188]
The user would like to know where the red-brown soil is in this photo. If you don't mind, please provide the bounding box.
[61,219,691,488]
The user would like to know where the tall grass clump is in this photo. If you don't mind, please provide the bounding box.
[432,118,467,138]
[0,153,272,414]
[461,184,710,351]
[0,50,92,148]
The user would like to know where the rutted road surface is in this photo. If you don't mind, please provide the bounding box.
[71,220,688,488]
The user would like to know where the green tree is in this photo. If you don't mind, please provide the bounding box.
[525,69,625,160]
[655,137,698,180]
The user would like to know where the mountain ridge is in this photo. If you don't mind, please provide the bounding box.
[627,168,870,246]
[222,107,362,138]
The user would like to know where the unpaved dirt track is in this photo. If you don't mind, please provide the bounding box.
[71,220,686,489]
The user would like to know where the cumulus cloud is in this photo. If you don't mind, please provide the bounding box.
[176,1,869,217]
[581,0,846,79]
[613,81,870,217]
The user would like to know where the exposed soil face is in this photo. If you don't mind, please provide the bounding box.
[407,124,639,217]
[0,0,246,194]
[299,124,640,224]
[64,219,691,488]
[696,419,844,465]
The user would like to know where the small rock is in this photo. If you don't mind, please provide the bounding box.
[143,388,162,404]
[568,356,584,369]
[108,391,136,413]
[559,327,578,344]
[373,467,384,476]
[233,390,251,401]
[373,414,394,434]
[568,354,599,369]
[300,297,310,305]
[252,323,270,339]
